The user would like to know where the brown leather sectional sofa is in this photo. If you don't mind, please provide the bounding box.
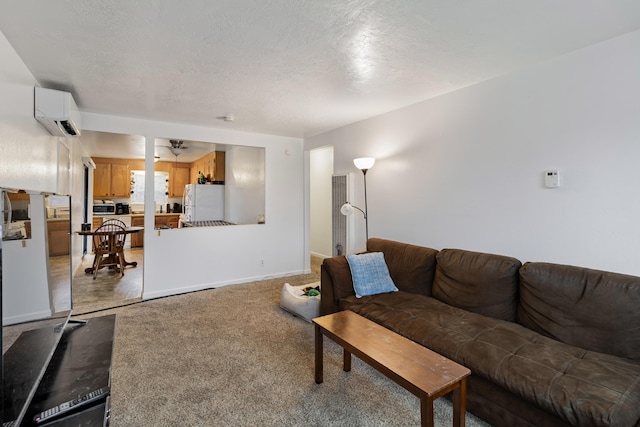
[320,238,640,427]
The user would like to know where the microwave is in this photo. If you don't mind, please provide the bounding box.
[93,203,116,215]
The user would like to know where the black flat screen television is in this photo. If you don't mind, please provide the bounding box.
[1,188,73,426]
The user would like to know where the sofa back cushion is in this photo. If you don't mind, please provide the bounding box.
[433,249,521,321]
[518,262,640,360]
[366,238,438,296]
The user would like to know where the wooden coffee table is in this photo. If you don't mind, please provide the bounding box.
[313,310,471,427]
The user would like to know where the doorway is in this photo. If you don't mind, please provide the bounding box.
[309,146,334,260]
[72,131,145,313]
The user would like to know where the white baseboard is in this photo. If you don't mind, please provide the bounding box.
[2,309,52,326]
[310,251,329,259]
[142,269,308,300]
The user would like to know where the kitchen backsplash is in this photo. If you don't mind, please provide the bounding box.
[93,197,183,213]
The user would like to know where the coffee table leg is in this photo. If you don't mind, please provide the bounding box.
[343,348,351,372]
[452,378,467,427]
[314,325,323,384]
[420,395,434,427]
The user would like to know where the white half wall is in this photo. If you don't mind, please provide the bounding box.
[80,112,306,299]
[305,30,640,276]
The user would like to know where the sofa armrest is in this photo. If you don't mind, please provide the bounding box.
[320,256,355,315]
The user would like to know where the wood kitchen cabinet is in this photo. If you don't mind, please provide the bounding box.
[203,153,214,181]
[93,163,110,197]
[131,216,144,247]
[155,214,180,229]
[47,219,70,256]
[167,215,180,229]
[92,216,103,229]
[213,151,225,181]
[155,161,190,198]
[190,158,203,184]
[7,192,30,202]
[170,165,190,197]
[190,151,225,183]
[93,160,130,198]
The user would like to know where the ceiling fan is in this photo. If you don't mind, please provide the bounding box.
[168,139,188,157]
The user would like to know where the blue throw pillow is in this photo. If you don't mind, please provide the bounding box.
[346,252,398,298]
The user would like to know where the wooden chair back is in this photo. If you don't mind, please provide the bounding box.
[91,223,127,279]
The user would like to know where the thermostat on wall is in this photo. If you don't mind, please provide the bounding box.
[545,170,560,188]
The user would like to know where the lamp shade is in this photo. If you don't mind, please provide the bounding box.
[353,157,375,170]
[340,202,354,215]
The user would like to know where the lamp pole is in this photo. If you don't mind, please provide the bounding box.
[352,157,375,243]
[361,168,369,241]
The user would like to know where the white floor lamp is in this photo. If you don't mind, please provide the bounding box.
[341,157,375,241]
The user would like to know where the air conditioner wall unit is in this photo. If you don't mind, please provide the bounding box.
[34,87,81,137]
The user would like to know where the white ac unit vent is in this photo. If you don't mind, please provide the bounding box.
[331,173,354,256]
[34,87,81,137]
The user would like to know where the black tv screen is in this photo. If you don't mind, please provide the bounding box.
[2,315,70,425]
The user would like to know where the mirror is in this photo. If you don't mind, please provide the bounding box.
[2,188,73,425]
[2,191,32,241]
[43,194,72,315]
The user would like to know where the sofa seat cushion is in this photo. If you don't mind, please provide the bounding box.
[341,292,640,427]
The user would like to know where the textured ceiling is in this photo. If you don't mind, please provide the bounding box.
[2,1,640,139]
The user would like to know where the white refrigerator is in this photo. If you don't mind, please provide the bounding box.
[182,184,224,222]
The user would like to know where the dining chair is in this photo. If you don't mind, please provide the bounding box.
[101,218,127,228]
[91,222,127,280]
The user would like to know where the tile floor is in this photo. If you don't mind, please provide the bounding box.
[72,248,144,313]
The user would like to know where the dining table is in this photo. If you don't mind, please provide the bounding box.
[77,226,144,274]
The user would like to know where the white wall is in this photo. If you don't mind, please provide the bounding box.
[305,30,640,276]
[225,145,266,224]
[0,32,58,192]
[1,30,89,323]
[81,112,306,299]
[309,146,333,258]
[0,29,88,268]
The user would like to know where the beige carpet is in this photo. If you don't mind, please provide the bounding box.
[75,273,491,426]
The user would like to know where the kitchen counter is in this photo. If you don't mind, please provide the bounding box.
[94,213,181,217]
[92,214,180,248]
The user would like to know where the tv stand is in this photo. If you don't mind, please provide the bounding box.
[5,315,115,426]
